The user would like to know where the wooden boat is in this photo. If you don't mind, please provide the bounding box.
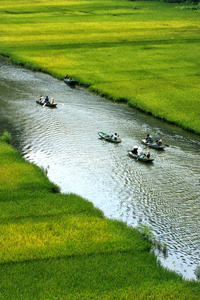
[141,138,165,150]
[64,77,77,86]
[128,151,154,162]
[98,132,122,143]
[36,100,57,108]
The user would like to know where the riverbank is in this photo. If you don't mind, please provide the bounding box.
[0,135,200,299]
[0,0,200,134]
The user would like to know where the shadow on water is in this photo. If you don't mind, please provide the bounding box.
[0,57,200,280]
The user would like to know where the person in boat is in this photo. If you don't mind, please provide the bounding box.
[146,150,150,158]
[145,134,150,143]
[39,95,44,103]
[149,135,153,144]
[64,74,69,79]
[143,150,150,158]
[51,97,54,104]
[45,96,49,103]
[156,139,162,146]
[137,147,144,157]
[39,96,45,104]
[132,146,138,154]
[136,147,144,161]
[112,133,118,140]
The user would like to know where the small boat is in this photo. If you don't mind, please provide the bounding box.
[98,132,122,143]
[64,77,77,86]
[36,100,57,108]
[141,139,165,150]
[128,151,154,162]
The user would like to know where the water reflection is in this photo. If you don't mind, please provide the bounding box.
[0,58,200,280]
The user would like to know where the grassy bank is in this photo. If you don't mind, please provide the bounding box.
[0,136,200,298]
[0,0,200,134]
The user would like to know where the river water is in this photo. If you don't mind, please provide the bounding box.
[0,59,199,280]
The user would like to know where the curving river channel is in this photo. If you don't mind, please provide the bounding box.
[0,59,199,280]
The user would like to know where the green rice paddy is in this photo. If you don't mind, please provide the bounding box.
[0,1,200,297]
[0,137,200,299]
[0,0,200,133]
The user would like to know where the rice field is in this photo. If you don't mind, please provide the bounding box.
[0,0,199,133]
[0,2,200,296]
[0,136,200,299]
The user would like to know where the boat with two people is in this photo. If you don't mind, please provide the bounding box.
[98,132,122,143]
[64,74,77,86]
[141,134,166,150]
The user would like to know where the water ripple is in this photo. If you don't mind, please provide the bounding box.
[1,59,200,280]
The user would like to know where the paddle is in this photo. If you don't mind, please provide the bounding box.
[57,103,65,105]
[43,102,46,107]
[114,134,125,141]
[110,137,125,141]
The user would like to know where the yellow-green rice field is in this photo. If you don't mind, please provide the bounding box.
[0,0,200,133]
[0,136,200,299]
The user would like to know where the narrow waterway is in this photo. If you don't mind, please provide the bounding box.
[0,59,199,280]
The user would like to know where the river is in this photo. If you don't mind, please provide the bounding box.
[0,58,199,280]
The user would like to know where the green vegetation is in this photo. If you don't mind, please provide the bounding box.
[0,0,200,133]
[0,1,199,296]
[162,0,199,4]
[0,135,200,298]
[1,130,12,144]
